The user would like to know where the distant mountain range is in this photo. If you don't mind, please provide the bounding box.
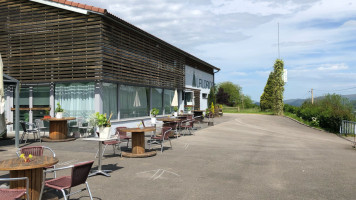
[284,94,356,107]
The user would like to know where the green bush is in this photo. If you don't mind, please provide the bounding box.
[294,94,354,132]
[283,104,299,114]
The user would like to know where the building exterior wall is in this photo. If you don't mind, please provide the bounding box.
[185,65,214,111]
[0,0,102,83]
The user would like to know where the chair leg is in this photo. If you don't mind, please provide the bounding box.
[169,138,172,149]
[39,180,45,200]
[61,189,68,200]
[86,181,94,200]
[161,142,163,153]
[112,144,116,155]
[20,132,25,143]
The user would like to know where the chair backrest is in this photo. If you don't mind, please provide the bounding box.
[20,121,27,132]
[161,127,172,140]
[20,146,44,156]
[71,160,94,187]
[187,115,193,120]
[35,119,44,128]
[116,127,127,139]
[17,146,56,157]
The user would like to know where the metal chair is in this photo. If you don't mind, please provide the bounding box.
[20,121,41,143]
[149,127,173,153]
[16,146,57,178]
[35,119,46,137]
[116,126,131,148]
[95,131,122,158]
[193,116,202,129]
[39,160,94,200]
[180,119,194,136]
[0,177,29,200]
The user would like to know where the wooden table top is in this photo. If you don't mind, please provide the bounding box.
[42,117,76,121]
[0,156,59,171]
[120,127,155,133]
[157,118,181,122]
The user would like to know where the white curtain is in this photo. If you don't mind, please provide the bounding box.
[119,85,148,119]
[55,82,95,119]
[102,83,118,120]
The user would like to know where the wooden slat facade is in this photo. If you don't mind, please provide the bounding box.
[0,0,216,90]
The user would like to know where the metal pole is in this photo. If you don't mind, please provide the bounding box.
[15,82,20,148]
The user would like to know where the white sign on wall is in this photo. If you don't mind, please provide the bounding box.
[185,66,214,89]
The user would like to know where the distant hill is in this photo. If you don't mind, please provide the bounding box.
[284,94,356,107]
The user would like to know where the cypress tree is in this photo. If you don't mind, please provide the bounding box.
[260,59,285,115]
[260,72,274,111]
[272,59,284,115]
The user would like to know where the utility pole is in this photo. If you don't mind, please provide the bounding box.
[311,88,314,104]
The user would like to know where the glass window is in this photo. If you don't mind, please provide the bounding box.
[55,82,95,119]
[151,88,163,115]
[33,86,50,126]
[164,89,174,114]
[119,85,149,119]
[102,83,118,120]
[13,87,29,124]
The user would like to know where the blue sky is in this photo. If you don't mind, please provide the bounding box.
[78,0,356,101]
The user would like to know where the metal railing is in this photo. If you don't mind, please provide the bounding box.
[340,120,356,147]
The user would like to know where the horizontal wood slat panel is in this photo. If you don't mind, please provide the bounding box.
[0,0,214,88]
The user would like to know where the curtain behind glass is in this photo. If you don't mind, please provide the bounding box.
[152,88,163,115]
[55,83,95,119]
[102,83,118,120]
[164,89,174,114]
[119,85,149,119]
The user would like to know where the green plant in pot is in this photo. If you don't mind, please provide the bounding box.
[55,102,64,118]
[94,112,112,139]
[150,108,159,124]
[173,106,178,117]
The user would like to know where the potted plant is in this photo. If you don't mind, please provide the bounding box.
[150,108,159,124]
[55,102,64,118]
[187,106,192,114]
[173,106,178,117]
[94,112,112,139]
[43,110,51,119]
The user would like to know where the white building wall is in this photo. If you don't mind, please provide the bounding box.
[185,65,214,110]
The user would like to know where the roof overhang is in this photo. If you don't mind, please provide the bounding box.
[30,0,89,15]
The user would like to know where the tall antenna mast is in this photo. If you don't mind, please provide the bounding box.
[278,22,280,59]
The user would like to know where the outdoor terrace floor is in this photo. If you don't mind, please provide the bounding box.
[1,114,356,200]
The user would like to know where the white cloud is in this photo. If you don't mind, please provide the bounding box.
[76,0,356,100]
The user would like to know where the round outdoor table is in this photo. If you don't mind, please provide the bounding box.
[0,156,59,200]
[42,117,76,142]
[120,127,156,158]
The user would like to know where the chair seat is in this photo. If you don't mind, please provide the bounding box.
[45,176,71,190]
[0,188,27,199]
[151,136,162,140]
[123,136,131,139]
[181,125,192,128]
[103,140,120,145]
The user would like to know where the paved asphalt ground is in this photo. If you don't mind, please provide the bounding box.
[1,113,356,200]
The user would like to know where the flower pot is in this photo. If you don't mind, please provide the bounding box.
[174,112,178,117]
[55,112,63,119]
[188,110,192,114]
[151,117,156,124]
[99,126,111,139]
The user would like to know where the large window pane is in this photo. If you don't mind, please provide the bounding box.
[33,86,50,128]
[151,88,163,115]
[103,83,118,120]
[13,87,29,125]
[55,82,95,119]
[164,89,174,114]
[119,85,149,119]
